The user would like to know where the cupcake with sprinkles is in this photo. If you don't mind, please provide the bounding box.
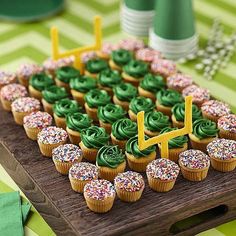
[0,70,16,90]
[84,58,108,79]
[96,42,119,60]
[81,51,97,64]
[179,149,210,181]
[11,97,40,125]
[23,111,52,140]
[111,118,137,150]
[201,100,231,123]
[167,73,193,92]
[135,48,162,63]
[109,49,132,71]
[218,114,236,140]
[113,82,138,111]
[96,145,126,181]
[17,63,43,87]
[182,85,210,107]
[125,135,156,172]
[79,126,109,162]
[66,112,93,144]
[69,162,98,193]
[207,139,236,172]
[37,126,68,157]
[114,171,145,202]
[118,38,144,51]
[0,83,27,111]
[52,144,82,175]
[84,179,116,213]
[146,159,180,192]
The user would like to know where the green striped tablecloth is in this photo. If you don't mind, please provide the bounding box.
[0,0,236,235]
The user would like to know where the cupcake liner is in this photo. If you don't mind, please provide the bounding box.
[219,129,236,141]
[202,111,219,123]
[96,51,110,60]
[23,125,41,140]
[108,60,122,72]
[210,155,236,172]
[55,78,70,93]
[0,97,12,111]
[18,76,29,87]
[99,120,112,134]
[128,109,137,122]
[111,133,127,150]
[113,95,130,111]
[144,129,160,137]
[69,177,91,193]
[98,84,113,96]
[84,103,98,122]
[179,163,209,181]
[97,161,126,182]
[156,100,172,117]
[84,70,98,79]
[138,86,156,101]
[53,159,76,175]
[53,113,66,130]
[79,141,98,163]
[147,175,176,192]
[122,72,141,87]
[71,89,85,106]
[42,99,53,115]
[38,140,67,157]
[12,110,31,125]
[167,84,186,93]
[66,127,81,144]
[115,187,144,202]
[28,85,43,100]
[126,151,156,172]
[171,115,184,129]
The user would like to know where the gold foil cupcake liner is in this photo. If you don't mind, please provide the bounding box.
[108,59,122,71]
[69,178,91,193]
[38,141,66,157]
[28,85,43,100]
[219,129,236,141]
[71,89,85,106]
[99,120,112,134]
[210,155,236,172]
[138,86,156,101]
[12,110,31,125]
[156,100,172,117]
[122,72,141,87]
[53,160,75,175]
[66,127,81,144]
[79,141,98,163]
[113,95,129,111]
[42,99,53,115]
[147,175,176,192]
[53,113,66,130]
[84,103,98,122]
[24,126,41,140]
[171,115,184,129]
[55,78,70,93]
[128,109,137,122]
[111,133,126,150]
[115,188,143,202]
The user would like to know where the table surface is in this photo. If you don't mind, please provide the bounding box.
[0,0,236,235]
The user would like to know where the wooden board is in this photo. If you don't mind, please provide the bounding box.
[1,105,236,236]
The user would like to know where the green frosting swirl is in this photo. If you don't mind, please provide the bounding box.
[111,118,137,140]
[192,118,218,139]
[172,102,202,122]
[126,135,156,158]
[113,82,137,102]
[85,59,108,73]
[144,111,170,132]
[111,49,132,66]
[80,126,109,149]
[55,66,80,83]
[123,60,148,78]
[66,112,92,132]
[96,145,125,168]
[129,96,155,114]
[98,69,122,88]
[160,127,188,149]
[42,85,68,104]
[69,75,97,93]
[156,89,183,107]
[140,73,165,93]
[84,89,111,108]
[53,98,82,117]
[29,73,54,91]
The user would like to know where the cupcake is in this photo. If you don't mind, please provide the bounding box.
[159,127,188,163]
[151,59,177,79]
[0,70,16,90]
[29,73,54,100]
[146,159,180,192]
[55,66,80,92]
[98,103,126,133]
[113,82,137,111]
[52,144,83,175]
[23,111,52,140]
[156,89,183,117]
[37,126,68,157]
[182,85,210,107]
[218,114,236,140]
[69,162,98,193]
[138,73,165,101]
[122,60,148,87]
[201,100,231,123]
[109,49,132,71]
[81,51,97,64]
[96,145,126,181]
[69,75,97,105]
[0,83,27,111]
[207,139,236,172]
[114,171,144,202]
[111,118,137,150]
[179,149,210,181]
[42,85,68,115]
[167,73,193,92]
[189,118,218,152]
[144,111,170,137]
[17,63,43,87]
[129,96,155,121]
[66,112,93,144]
[53,98,82,129]
[118,38,144,51]
[84,89,111,122]
[96,42,119,60]
[171,102,202,128]
[98,69,122,95]
[84,58,108,79]
[84,179,116,213]
[125,135,156,172]
[135,48,162,63]
[11,97,40,125]
[79,126,109,162]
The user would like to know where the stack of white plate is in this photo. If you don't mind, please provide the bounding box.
[149,28,199,60]
[121,4,155,37]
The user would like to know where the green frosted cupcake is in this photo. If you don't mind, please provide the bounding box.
[109,49,132,71]
[85,58,108,79]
